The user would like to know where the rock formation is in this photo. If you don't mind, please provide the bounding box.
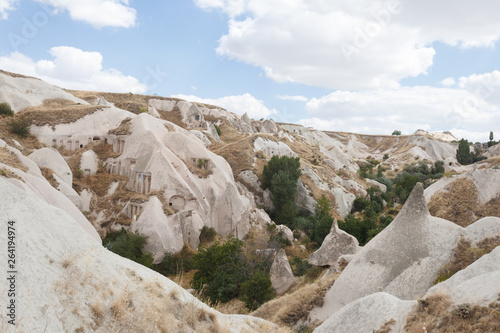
[270,249,295,294]
[308,220,359,267]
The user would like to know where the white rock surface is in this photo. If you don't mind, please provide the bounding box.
[314,293,416,333]
[308,220,359,267]
[311,184,463,322]
[80,150,99,175]
[0,177,277,332]
[0,71,87,112]
[366,179,387,192]
[270,249,294,294]
[131,196,184,263]
[29,147,73,186]
[253,137,297,158]
[276,225,294,243]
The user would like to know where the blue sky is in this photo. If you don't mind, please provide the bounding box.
[1,0,500,141]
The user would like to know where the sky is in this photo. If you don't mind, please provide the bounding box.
[0,0,500,142]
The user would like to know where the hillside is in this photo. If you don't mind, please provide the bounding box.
[1,69,500,332]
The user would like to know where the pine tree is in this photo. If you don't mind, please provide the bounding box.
[456,139,471,165]
[490,131,494,142]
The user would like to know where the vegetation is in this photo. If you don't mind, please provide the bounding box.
[199,226,217,244]
[391,130,401,136]
[0,102,14,116]
[262,155,302,225]
[190,236,274,307]
[8,116,31,137]
[309,195,334,246]
[214,124,221,136]
[103,229,153,268]
[154,245,194,276]
[456,138,471,165]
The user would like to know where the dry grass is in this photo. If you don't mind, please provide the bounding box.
[40,167,59,188]
[373,318,396,333]
[1,69,38,79]
[428,178,479,227]
[18,99,106,127]
[108,117,133,135]
[429,177,500,226]
[404,294,500,333]
[0,115,44,154]
[251,273,338,328]
[434,236,500,284]
[0,146,28,172]
[158,107,186,129]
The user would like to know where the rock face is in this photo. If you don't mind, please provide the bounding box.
[29,147,73,186]
[270,249,295,294]
[0,177,277,332]
[314,293,417,333]
[308,220,359,267]
[106,114,257,255]
[80,150,99,175]
[310,184,463,322]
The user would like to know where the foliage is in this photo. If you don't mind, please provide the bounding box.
[214,124,221,136]
[352,197,370,212]
[391,130,401,136]
[262,155,302,226]
[269,231,292,248]
[199,226,217,244]
[240,270,275,310]
[338,214,376,246]
[103,229,153,268]
[191,237,247,304]
[139,107,147,113]
[383,153,389,160]
[290,257,312,276]
[490,131,494,142]
[154,245,194,276]
[456,138,471,165]
[0,102,14,116]
[8,117,31,138]
[309,195,334,246]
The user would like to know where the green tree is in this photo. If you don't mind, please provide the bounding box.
[490,131,494,142]
[310,195,334,246]
[391,130,401,136]
[456,138,471,165]
[262,156,302,226]
[0,103,14,116]
[240,270,275,310]
[191,237,247,304]
[103,229,154,268]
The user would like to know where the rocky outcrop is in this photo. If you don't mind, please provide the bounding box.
[80,150,99,175]
[0,177,278,332]
[29,147,73,186]
[314,293,416,333]
[270,249,294,294]
[310,184,463,322]
[366,179,387,192]
[308,220,359,267]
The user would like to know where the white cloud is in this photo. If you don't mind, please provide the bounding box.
[197,0,500,90]
[0,0,17,19]
[440,77,456,87]
[277,95,308,102]
[298,73,500,142]
[0,47,147,93]
[172,93,276,119]
[36,0,137,28]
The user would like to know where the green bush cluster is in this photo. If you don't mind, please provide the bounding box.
[262,155,302,226]
[214,124,221,136]
[103,229,154,268]
[154,245,194,276]
[456,138,487,165]
[190,236,274,308]
[0,102,14,116]
[199,226,217,244]
[8,117,31,138]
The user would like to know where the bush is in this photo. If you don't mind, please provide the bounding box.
[214,124,221,136]
[103,229,153,268]
[139,107,147,113]
[191,236,247,304]
[154,245,194,276]
[290,257,312,276]
[240,270,275,310]
[456,138,471,165]
[352,197,370,212]
[8,117,30,137]
[0,103,14,116]
[199,226,217,244]
[391,130,401,136]
[309,196,334,246]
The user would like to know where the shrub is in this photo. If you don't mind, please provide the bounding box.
[269,231,292,249]
[199,226,217,244]
[74,169,84,179]
[154,245,194,276]
[383,153,389,160]
[240,270,275,310]
[8,117,31,137]
[456,138,471,165]
[391,130,401,136]
[352,197,370,212]
[0,102,14,116]
[214,124,221,136]
[290,257,311,276]
[139,107,147,113]
[310,196,334,246]
[103,229,153,268]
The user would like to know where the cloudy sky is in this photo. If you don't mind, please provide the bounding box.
[1,0,499,141]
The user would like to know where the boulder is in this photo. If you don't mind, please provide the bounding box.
[29,147,73,186]
[314,293,416,333]
[276,224,294,243]
[310,184,463,322]
[261,119,278,134]
[366,179,387,192]
[132,196,184,263]
[80,150,99,175]
[308,220,359,267]
[270,249,295,294]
